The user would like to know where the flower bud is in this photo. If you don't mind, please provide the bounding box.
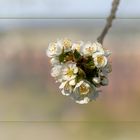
[92,77,100,84]
[101,77,108,86]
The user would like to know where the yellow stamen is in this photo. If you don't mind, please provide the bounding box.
[75,44,80,51]
[86,47,94,53]
[79,84,89,95]
[97,56,104,64]
[67,68,74,77]
[63,39,72,49]
[50,43,56,51]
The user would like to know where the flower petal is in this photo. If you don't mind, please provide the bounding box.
[76,97,90,104]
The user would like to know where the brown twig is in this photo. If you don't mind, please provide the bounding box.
[97,0,120,44]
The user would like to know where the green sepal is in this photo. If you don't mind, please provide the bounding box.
[76,67,86,83]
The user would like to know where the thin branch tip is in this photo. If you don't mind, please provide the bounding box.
[97,0,120,44]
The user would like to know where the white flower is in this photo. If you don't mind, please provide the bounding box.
[76,97,90,104]
[82,42,97,56]
[72,80,99,102]
[57,38,72,52]
[82,42,98,56]
[92,52,107,68]
[51,65,62,78]
[50,57,60,65]
[47,42,62,57]
[59,81,73,96]
[62,62,78,81]
[74,80,91,95]
[72,41,83,53]
[95,41,112,57]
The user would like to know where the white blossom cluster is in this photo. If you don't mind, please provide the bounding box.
[46,38,112,104]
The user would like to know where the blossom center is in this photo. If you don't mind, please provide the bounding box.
[50,43,56,52]
[79,84,90,95]
[97,56,104,64]
[75,44,80,51]
[86,47,94,53]
[63,39,72,49]
[66,68,74,77]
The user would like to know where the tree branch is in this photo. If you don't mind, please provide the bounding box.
[97,0,120,44]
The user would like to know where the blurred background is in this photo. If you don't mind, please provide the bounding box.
[0,0,140,139]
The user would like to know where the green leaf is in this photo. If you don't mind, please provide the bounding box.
[59,53,65,62]
[73,49,81,60]
[84,63,95,69]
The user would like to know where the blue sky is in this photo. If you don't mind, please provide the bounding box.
[0,0,139,18]
[0,0,139,30]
